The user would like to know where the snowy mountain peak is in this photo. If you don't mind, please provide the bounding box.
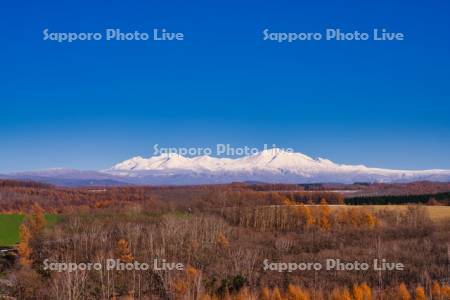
[159,152,185,158]
[108,148,322,173]
[257,148,287,156]
[102,149,450,184]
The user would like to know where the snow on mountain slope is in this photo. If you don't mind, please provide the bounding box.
[7,149,450,186]
[104,149,450,184]
[107,149,326,174]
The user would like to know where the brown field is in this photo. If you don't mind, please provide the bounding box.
[326,204,450,222]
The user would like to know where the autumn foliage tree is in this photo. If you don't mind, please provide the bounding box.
[17,223,32,267]
[318,199,331,231]
[17,203,47,268]
[286,284,310,300]
[396,283,411,300]
[331,287,351,300]
[431,281,441,300]
[28,202,46,235]
[171,265,203,299]
[272,287,283,300]
[261,287,271,300]
[433,282,450,300]
[359,283,372,300]
[296,204,315,229]
[442,284,450,298]
[115,239,134,263]
[352,284,364,300]
[415,285,426,300]
[217,232,230,249]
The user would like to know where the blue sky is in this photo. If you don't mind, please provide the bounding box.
[1,0,449,172]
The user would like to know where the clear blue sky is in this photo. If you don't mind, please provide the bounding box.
[1,0,449,172]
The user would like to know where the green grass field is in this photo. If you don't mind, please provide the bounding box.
[0,214,59,246]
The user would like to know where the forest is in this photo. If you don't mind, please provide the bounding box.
[0,180,450,299]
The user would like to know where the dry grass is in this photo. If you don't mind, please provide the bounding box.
[326,205,450,222]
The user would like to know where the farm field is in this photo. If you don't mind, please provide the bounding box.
[323,204,450,222]
[363,205,450,221]
[0,214,59,246]
[283,204,450,222]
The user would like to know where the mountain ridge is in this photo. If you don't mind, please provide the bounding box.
[106,148,448,173]
[4,149,450,186]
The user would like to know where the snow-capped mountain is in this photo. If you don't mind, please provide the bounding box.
[5,149,450,186]
[103,149,450,184]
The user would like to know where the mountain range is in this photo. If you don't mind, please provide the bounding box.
[3,149,450,186]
